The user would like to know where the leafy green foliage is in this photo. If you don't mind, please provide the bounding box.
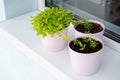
[73,37,98,51]
[80,19,93,33]
[30,7,77,38]
[89,39,98,48]
[73,39,86,51]
[83,37,98,49]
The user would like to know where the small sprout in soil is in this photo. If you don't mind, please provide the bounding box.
[83,37,98,49]
[81,19,93,33]
[90,39,98,48]
[83,37,92,43]
[73,39,86,51]
[73,37,98,51]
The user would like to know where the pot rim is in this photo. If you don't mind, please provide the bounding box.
[74,19,105,34]
[68,36,104,55]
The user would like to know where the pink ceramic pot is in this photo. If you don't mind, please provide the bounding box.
[68,36,104,76]
[74,20,105,39]
[41,28,68,52]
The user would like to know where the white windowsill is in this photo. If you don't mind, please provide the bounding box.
[0,11,120,80]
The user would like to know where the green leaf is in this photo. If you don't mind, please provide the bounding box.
[79,44,86,51]
[90,40,98,48]
[63,36,69,42]
[79,18,93,33]
[73,39,79,45]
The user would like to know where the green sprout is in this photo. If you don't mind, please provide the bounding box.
[81,19,93,33]
[73,37,98,51]
[83,37,98,48]
[90,39,98,48]
[83,37,92,43]
[73,39,86,51]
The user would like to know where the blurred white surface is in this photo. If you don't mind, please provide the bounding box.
[0,33,57,80]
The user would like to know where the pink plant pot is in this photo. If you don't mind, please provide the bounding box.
[74,19,105,39]
[41,28,68,52]
[68,36,104,76]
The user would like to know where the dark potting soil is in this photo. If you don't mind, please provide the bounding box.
[69,38,103,53]
[75,22,103,33]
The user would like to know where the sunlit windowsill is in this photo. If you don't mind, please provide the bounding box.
[0,11,120,80]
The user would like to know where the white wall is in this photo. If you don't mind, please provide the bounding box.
[4,0,38,19]
[0,0,38,21]
[0,0,6,21]
[38,0,45,11]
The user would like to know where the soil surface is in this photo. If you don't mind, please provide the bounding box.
[75,22,103,33]
[69,38,103,53]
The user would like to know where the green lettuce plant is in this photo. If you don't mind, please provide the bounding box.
[30,7,77,38]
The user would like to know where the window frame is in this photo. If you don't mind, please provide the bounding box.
[45,0,120,43]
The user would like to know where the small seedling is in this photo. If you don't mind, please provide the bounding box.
[83,37,98,48]
[83,37,92,43]
[73,39,86,51]
[81,19,93,33]
[90,39,98,48]
[73,37,98,51]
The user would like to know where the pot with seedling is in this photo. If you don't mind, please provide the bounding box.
[68,36,104,76]
[74,19,105,39]
[30,7,77,51]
